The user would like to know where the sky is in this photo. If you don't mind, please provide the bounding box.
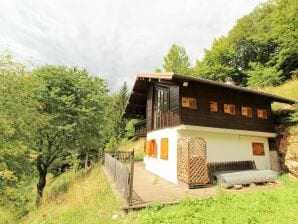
[0,0,267,91]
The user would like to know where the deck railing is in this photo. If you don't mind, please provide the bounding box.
[103,150,134,205]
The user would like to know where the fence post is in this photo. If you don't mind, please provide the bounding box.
[128,149,134,205]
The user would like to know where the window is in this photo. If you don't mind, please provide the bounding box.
[241,106,252,117]
[182,97,197,109]
[160,138,169,160]
[145,140,157,157]
[210,101,218,112]
[224,104,235,115]
[257,109,267,119]
[153,87,169,129]
[252,142,265,155]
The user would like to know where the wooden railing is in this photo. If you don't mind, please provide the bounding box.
[134,120,146,137]
[103,151,134,205]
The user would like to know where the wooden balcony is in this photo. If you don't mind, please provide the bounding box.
[134,120,147,137]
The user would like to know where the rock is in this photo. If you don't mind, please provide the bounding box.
[233,184,243,190]
[249,183,256,188]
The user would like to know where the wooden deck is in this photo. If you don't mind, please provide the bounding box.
[105,161,217,209]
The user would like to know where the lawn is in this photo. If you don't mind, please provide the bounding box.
[128,175,298,224]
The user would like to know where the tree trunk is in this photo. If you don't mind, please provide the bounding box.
[35,168,47,207]
[85,150,89,170]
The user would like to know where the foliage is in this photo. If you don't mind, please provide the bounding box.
[20,166,120,224]
[162,44,192,75]
[247,62,282,87]
[31,65,109,205]
[0,52,38,211]
[193,0,298,87]
[130,175,298,224]
[105,136,118,152]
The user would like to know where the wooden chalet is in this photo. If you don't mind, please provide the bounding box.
[123,72,296,186]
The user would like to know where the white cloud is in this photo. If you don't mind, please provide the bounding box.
[0,0,267,91]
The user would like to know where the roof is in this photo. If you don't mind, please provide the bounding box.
[124,72,297,118]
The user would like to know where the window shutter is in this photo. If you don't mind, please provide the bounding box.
[145,141,150,155]
[210,101,218,112]
[160,138,168,160]
[224,104,235,115]
[149,139,157,157]
[252,143,265,155]
[182,97,197,109]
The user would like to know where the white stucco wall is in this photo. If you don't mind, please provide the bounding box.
[144,127,179,184]
[144,125,274,184]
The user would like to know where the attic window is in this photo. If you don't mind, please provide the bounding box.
[210,101,218,112]
[224,104,235,115]
[241,106,252,117]
[257,109,267,119]
[182,97,197,109]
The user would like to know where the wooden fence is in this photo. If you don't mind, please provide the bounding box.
[104,150,134,205]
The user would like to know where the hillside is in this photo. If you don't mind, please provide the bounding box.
[19,167,121,224]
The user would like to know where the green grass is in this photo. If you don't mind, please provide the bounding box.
[119,137,145,161]
[263,78,298,110]
[20,166,121,224]
[128,175,298,224]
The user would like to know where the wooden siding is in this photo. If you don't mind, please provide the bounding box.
[169,85,180,126]
[146,84,154,132]
[180,82,275,133]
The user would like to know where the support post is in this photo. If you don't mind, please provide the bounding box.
[128,149,134,205]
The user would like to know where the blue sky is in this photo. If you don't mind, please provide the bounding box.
[0,0,266,91]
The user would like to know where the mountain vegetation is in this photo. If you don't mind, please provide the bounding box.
[0,0,297,223]
[158,0,297,87]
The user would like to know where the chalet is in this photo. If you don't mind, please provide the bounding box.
[123,72,296,186]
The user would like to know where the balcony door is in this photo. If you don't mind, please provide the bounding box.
[153,86,169,129]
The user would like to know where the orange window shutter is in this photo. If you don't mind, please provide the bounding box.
[145,141,150,155]
[160,138,168,160]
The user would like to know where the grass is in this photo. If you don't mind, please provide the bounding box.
[262,78,298,110]
[118,137,145,161]
[20,166,121,224]
[128,175,298,224]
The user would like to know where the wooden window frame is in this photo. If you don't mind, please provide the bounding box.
[160,138,169,160]
[182,97,197,109]
[241,106,252,117]
[210,101,218,112]
[252,142,265,156]
[224,104,236,115]
[257,109,268,119]
[153,86,169,129]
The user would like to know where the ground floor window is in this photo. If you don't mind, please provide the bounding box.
[252,142,265,155]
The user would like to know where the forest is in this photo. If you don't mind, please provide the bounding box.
[0,0,297,223]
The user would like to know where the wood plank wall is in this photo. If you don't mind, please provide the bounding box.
[146,84,153,132]
[169,85,180,126]
[180,82,275,133]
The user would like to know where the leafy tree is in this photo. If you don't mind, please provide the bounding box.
[163,44,192,75]
[246,63,282,87]
[32,65,108,205]
[194,0,298,87]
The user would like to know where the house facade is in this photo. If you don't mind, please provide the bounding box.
[124,72,295,185]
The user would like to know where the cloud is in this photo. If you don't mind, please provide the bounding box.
[0,0,267,91]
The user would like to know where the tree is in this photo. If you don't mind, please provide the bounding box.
[194,0,298,86]
[32,65,108,206]
[163,44,192,75]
